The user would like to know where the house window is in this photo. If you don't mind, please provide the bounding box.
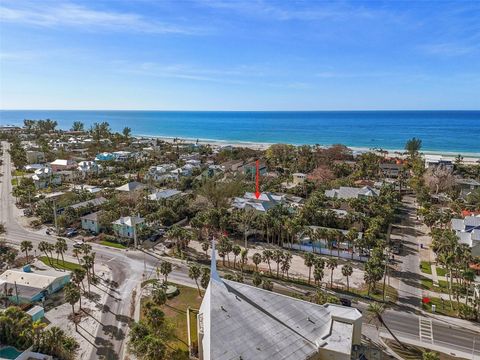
[198,313,204,334]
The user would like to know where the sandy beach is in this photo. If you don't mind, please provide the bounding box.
[137,134,480,164]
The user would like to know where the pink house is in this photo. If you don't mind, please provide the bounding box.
[50,159,77,172]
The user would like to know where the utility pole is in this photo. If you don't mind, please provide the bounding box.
[53,199,58,234]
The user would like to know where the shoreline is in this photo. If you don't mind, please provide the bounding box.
[136,133,480,163]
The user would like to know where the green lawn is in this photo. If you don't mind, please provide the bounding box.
[12,170,28,176]
[421,278,449,293]
[100,240,126,249]
[420,261,432,274]
[355,282,399,303]
[39,256,83,271]
[141,283,202,352]
[436,267,447,277]
[422,296,457,317]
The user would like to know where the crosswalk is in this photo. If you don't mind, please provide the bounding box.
[419,317,434,344]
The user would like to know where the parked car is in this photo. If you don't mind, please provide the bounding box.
[65,228,78,237]
[73,241,83,248]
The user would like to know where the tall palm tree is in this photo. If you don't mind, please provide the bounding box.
[252,253,262,272]
[64,284,80,331]
[326,258,338,288]
[20,240,33,263]
[342,263,353,292]
[38,241,51,265]
[55,238,67,264]
[188,264,202,296]
[272,249,284,277]
[232,245,241,269]
[368,302,406,349]
[304,252,315,284]
[262,249,273,275]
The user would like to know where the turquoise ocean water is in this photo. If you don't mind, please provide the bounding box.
[0,110,479,154]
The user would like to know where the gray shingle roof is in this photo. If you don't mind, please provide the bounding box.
[70,197,107,210]
[202,278,361,360]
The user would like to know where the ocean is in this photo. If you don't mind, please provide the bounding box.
[1,110,479,155]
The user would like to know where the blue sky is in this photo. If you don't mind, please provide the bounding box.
[0,0,479,110]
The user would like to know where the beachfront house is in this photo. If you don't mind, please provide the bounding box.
[197,244,363,360]
[112,215,145,239]
[81,210,103,234]
[424,155,454,171]
[325,186,379,200]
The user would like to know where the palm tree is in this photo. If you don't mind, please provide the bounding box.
[252,272,262,287]
[346,229,358,260]
[262,249,273,275]
[72,248,82,264]
[326,258,338,288]
[368,302,406,349]
[55,238,67,264]
[313,266,324,286]
[20,240,33,263]
[273,249,284,277]
[156,261,172,284]
[342,263,353,292]
[422,350,440,360]
[232,245,241,269]
[64,284,80,331]
[252,253,262,272]
[38,241,51,265]
[189,264,202,296]
[152,285,167,306]
[82,255,93,293]
[201,241,210,259]
[304,252,315,284]
[71,267,86,297]
[240,249,248,274]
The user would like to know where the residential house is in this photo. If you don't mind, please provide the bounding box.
[32,166,62,189]
[424,155,454,171]
[144,164,177,182]
[26,150,45,164]
[77,160,101,177]
[113,151,133,162]
[50,159,77,172]
[95,152,115,161]
[243,160,267,179]
[456,178,480,198]
[379,163,404,178]
[325,186,379,200]
[220,159,244,172]
[0,261,71,304]
[233,192,302,212]
[112,215,145,239]
[115,181,147,192]
[197,244,363,360]
[148,189,182,201]
[451,215,480,256]
[292,172,307,185]
[68,197,107,213]
[81,210,103,234]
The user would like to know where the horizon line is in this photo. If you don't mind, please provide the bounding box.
[1,109,480,112]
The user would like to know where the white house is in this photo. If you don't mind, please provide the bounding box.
[325,186,379,200]
[77,160,101,176]
[451,215,480,256]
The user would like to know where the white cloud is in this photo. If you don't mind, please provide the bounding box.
[0,2,202,35]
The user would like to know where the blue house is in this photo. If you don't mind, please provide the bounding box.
[95,152,115,161]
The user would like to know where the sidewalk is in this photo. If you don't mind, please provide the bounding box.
[380,331,473,359]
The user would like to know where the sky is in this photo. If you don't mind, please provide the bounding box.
[0,0,479,110]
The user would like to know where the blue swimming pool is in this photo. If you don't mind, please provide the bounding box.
[0,346,23,360]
